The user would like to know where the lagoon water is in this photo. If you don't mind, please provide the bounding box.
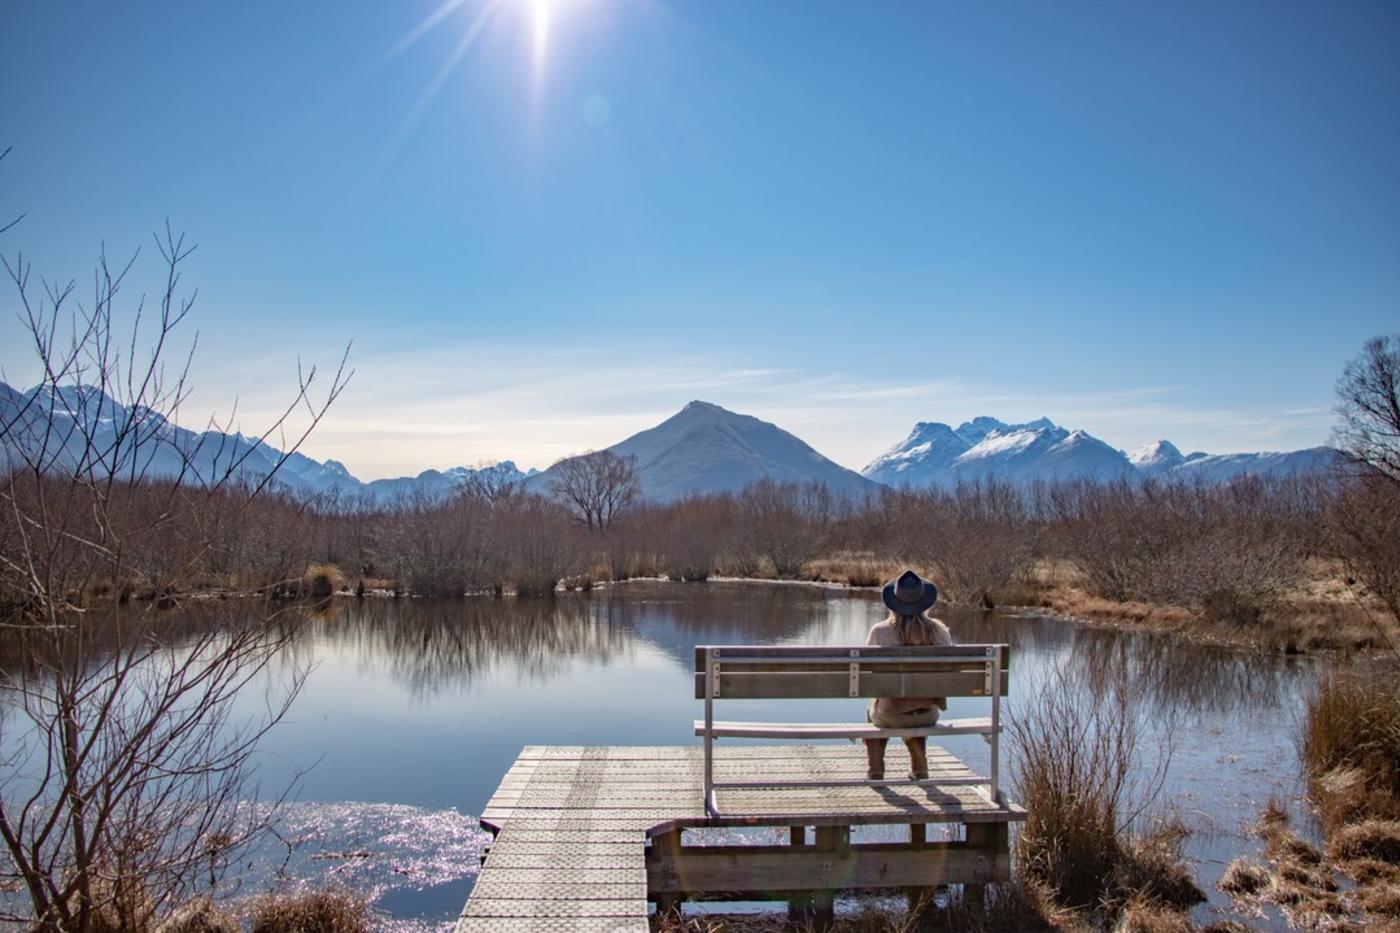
[7,582,1325,930]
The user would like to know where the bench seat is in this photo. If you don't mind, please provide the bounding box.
[693,717,995,740]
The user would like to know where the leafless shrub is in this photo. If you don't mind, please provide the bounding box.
[1335,333,1400,485]
[1325,475,1400,630]
[0,226,345,928]
[548,449,639,534]
[740,479,842,578]
[1009,665,1181,914]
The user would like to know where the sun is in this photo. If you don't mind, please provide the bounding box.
[381,0,586,139]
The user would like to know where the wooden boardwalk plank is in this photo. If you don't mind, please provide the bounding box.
[461,743,1023,931]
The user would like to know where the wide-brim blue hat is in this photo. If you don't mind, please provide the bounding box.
[882,569,938,615]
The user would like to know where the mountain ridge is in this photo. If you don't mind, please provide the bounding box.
[2,380,1341,502]
[864,416,1340,487]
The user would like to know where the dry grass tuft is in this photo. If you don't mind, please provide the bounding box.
[302,563,347,599]
[1010,669,1196,916]
[1112,899,1197,933]
[1303,676,1400,828]
[1112,824,1207,910]
[1329,819,1400,864]
[248,888,371,933]
[1358,881,1400,917]
[1218,857,1270,896]
[155,896,239,933]
[1274,858,1338,893]
[1340,857,1400,884]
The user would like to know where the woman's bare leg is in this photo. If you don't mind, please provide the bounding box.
[903,737,928,779]
[863,738,887,779]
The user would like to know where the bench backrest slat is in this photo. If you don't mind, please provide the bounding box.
[692,644,1011,700]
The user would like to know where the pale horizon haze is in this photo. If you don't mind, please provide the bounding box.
[2,1,1397,479]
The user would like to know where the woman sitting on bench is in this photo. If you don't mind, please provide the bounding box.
[864,569,954,781]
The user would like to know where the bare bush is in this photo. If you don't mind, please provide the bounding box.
[1009,665,1180,912]
[0,227,345,929]
[548,449,639,534]
[1335,333,1400,484]
[740,480,841,578]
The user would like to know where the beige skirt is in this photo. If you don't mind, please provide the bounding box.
[867,700,940,730]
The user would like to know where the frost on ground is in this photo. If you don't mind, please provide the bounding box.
[229,801,490,932]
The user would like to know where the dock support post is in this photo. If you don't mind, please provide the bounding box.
[907,822,933,914]
[788,825,846,929]
[651,829,685,916]
[963,821,1010,912]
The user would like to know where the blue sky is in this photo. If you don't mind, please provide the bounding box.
[2,1,1397,477]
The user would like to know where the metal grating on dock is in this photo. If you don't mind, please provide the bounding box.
[455,744,1024,932]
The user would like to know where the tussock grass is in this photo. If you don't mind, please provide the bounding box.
[1303,676,1400,828]
[1218,858,1269,896]
[303,563,347,599]
[1358,881,1400,917]
[804,553,907,590]
[1198,922,1254,933]
[155,896,239,933]
[1112,899,1196,933]
[1329,819,1400,864]
[1339,858,1400,884]
[247,888,371,933]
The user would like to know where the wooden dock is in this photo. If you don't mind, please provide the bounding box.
[455,743,1026,931]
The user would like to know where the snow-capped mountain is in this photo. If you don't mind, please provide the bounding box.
[363,461,536,503]
[866,418,1340,488]
[529,400,881,502]
[0,380,532,504]
[865,417,1137,487]
[1128,439,1186,475]
[1129,438,1341,482]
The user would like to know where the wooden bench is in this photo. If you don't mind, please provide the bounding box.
[693,643,1009,816]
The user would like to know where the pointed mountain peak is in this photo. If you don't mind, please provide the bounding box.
[1129,439,1185,469]
[680,399,726,415]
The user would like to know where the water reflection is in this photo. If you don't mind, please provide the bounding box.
[312,596,631,696]
[0,582,1328,930]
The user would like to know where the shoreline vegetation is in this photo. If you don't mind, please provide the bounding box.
[17,477,1393,657]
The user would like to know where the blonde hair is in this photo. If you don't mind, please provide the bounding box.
[887,609,947,646]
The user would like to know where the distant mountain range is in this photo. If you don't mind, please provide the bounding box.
[862,416,1340,488]
[1,381,1341,504]
[0,381,534,503]
[527,400,879,501]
